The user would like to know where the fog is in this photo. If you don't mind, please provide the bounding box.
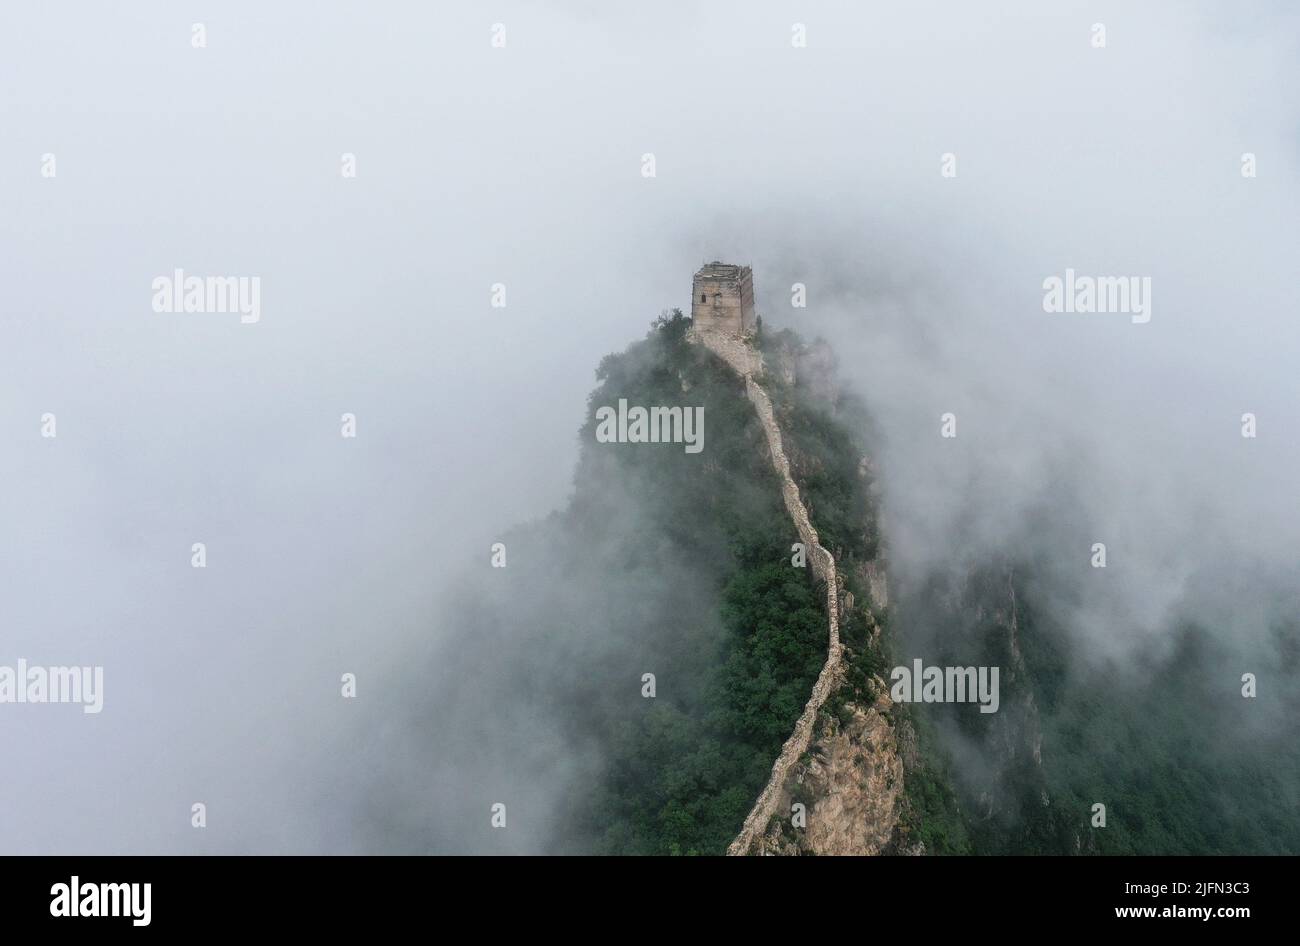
[0,1,1295,852]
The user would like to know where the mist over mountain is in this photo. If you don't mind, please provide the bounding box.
[0,2,1295,854]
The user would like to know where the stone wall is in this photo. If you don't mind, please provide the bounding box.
[690,329,846,857]
[691,265,756,335]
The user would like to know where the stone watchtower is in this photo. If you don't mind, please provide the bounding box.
[691,261,757,336]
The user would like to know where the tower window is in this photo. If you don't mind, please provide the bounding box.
[701,294,706,302]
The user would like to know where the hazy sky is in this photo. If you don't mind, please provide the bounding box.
[1,1,1296,852]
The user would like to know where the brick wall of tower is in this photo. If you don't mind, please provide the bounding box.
[738,271,756,333]
[691,266,755,335]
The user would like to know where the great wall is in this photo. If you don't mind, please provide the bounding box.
[689,325,846,857]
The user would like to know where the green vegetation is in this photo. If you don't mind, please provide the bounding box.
[560,313,1300,856]
[524,311,834,853]
[1036,621,1300,855]
[896,565,1300,855]
[402,312,1297,856]
[759,329,881,564]
[897,713,974,855]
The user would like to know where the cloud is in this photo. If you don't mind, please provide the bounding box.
[0,0,1295,852]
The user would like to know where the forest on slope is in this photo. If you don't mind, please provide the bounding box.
[889,559,1300,855]
[750,325,1300,856]
[363,312,865,854]
[358,311,1297,855]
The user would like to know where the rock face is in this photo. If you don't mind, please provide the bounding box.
[860,559,889,610]
[804,703,900,855]
[760,693,904,856]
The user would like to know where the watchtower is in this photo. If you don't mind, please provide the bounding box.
[691,262,757,336]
